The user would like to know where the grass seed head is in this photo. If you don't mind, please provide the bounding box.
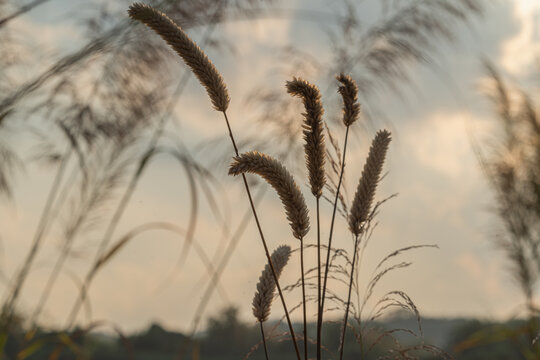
[252,245,291,323]
[229,151,310,239]
[349,130,391,236]
[128,3,230,112]
[337,73,360,127]
[286,77,326,198]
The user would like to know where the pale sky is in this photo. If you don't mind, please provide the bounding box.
[0,0,539,335]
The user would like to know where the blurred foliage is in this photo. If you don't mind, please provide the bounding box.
[0,1,507,359]
[4,307,540,359]
[475,62,540,358]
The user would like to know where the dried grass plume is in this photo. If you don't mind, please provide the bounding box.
[229,151,310,239]
[349,130,391,236]
[128,3,230,112]
[252,245,291,323]
[286,77,326,198]
[337,73,360,127]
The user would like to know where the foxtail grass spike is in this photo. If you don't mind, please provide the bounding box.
[337,74,360,127]
[128,3,230,112]
[349,130,391,236]
[252,245,291,323]
[286,77,326,198]
[229,151,310,239]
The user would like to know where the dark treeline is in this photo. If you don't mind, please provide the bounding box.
[3,307,531,360]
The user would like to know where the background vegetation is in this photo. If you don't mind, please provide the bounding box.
[0,0,538,359]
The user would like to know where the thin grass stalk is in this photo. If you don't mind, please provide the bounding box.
[126,4,299,357]
[339,233,360,360]
[285,81,323,356]
[222,111,301,360]
[316,197,321,359]
[300,237,307,360]
[259,321,269,360]
[31,227,82,325]
[31,154,130,326]
[186,187,267,340]
[64,134,163,328]
[26,114,110,331]
[318,125,350,360]
[28,61,128,326]
[0,147,71,327]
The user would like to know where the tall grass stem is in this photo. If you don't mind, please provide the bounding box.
[222,111,301,360]
[301,238,307,360]
[339,234,360,360]
[259,321,269,360]
[318,125,350,358]
[316,198,321,359]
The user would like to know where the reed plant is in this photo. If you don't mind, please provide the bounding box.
[0,0,481,358]
[470,62,540,358]
[128,4,303,358]
[127,4,440,359]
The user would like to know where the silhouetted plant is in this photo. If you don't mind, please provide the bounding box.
[474,62,540,358]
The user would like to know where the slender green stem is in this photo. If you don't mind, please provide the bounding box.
[222,111,301,360]
[319,125,350,353]
[316,198,321,360]
[301,238,307,360]
[339,234,360,360]
[259,321,270,360]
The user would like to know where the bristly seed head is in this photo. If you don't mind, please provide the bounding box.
[286,77,326,198]
[349,130,391,236]
[229,151,310,239]
[252,245,291,323]
[128,3,230,112]
[337,73,360,127]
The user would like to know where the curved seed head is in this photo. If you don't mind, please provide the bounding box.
[252,245,291,323]
[229,151,310,239]
[337,73,360,127]
[286,77,326,198]
[128,3,230,112]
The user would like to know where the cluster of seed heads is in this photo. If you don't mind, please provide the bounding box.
[128,4,393,355]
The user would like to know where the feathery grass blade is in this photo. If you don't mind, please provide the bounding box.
[286,77,326,198]
[128,3,230,111]
[253,245,291,322]
[336,73,360,127]
[229,151,310,239]
[349,130,391,236]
